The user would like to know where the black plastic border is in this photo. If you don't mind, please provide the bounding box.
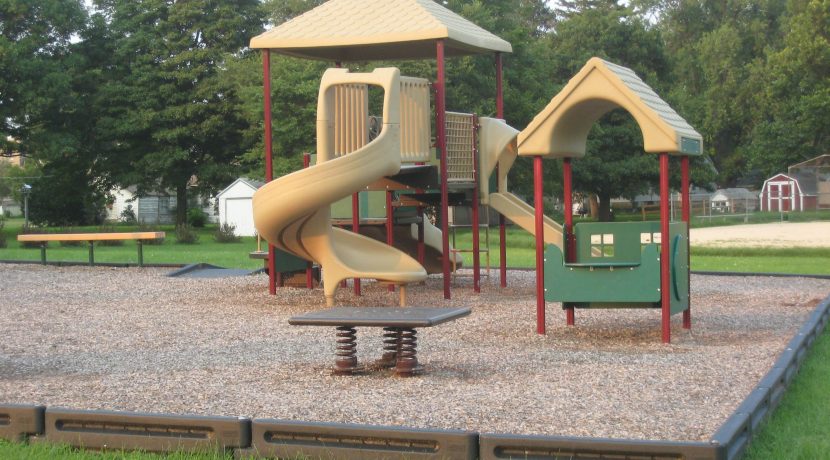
[0,404,44,442]
[238,419,478,460]
[1,291,828,460]
[31,408,250,453]
[709,293,830,460]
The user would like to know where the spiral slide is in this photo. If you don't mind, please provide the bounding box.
[252,68,427,306]
[478,117,564,248]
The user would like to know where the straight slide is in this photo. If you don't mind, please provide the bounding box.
[253,68,426,306]
[478,117,563,249]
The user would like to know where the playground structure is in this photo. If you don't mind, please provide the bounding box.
[250,0,702,342]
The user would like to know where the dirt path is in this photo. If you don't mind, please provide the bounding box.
[690,221,830,248]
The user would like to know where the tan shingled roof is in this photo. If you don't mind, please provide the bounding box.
[518,57,703,158]
[250,0,512,61]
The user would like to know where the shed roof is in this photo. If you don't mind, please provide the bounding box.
[518,57,703,158]
[250,0,512,61]
[711,188,756,201]
[216,178,264,198]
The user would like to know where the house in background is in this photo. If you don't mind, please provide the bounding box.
[710,188,757,213]
[759,173,809,212]
[107,186,218,224]
[215,178,264,237]
[759,154,830,212]
[787,154,830,210]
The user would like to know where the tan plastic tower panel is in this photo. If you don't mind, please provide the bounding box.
[253,68,427,306]
[518,57,703,159]
[250,0,512,61]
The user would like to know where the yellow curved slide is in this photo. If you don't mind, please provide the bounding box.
[478,117,563,248]
[253,68,427,306]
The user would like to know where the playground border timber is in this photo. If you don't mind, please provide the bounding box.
[1,289,828,460]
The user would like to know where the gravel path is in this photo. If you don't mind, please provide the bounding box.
[0,264,827,441]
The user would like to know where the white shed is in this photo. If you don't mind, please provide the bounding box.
[216,178,263,236]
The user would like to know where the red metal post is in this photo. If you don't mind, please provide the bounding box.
[562,158,575,326]
[681,156,691,329]
[496,53,507,288]
[262,49,277,295]
[436,40,451,299]
[386,189,395,292]
[534,156,546,335]
[660,153,671,343]
[472,115,481,293]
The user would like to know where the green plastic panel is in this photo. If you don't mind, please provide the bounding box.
[545,244,660,303]
[274,248,309,273]
[547,221,689,312]
[330,191,387,219]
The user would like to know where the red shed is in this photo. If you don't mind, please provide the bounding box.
[759,173,812,211]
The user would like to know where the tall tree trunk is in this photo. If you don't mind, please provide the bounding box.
[176,182,188,226]
[597,193,613,222]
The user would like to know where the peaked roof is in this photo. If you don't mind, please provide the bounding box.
[518,57,703,158]
[216,178,265,198]
[250,0,512,61]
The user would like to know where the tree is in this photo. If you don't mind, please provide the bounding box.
[659,0,788,185]
[94,0,264,225]
[0,0,87,158]
[546,2,671,220]
[747,0,830,177]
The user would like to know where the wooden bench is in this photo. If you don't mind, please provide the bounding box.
[17,232,165,267]
[289,307,471,377]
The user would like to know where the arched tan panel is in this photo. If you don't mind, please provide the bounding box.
[518,57,702,158]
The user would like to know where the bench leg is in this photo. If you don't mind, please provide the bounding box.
[40,243,47,265]
[333,326,362,376]
[137,240,144,267]
[88,241,94,266]
[395,328,423,377]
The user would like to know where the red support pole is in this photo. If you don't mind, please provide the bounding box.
[472,115,481,293]
[386,189,395,292]
[436,40,451,300]
[660,153,671,343]
[681,156,692,329]
[562,158,575,326]
[534,156,546,335]
[262,49,277,295]
[496,53,507,288]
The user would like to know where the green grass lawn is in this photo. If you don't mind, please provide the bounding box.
[743,328,830,460]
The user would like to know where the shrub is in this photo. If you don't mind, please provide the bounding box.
[187,208,207,228]
[214,223,241,243]
[175,224,199,244]
[120,204,137,224]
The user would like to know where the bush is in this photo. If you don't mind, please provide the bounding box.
[187,208,207,228]
[175,224,199,244]
[214,223,241,243]
[120,204,137,224]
